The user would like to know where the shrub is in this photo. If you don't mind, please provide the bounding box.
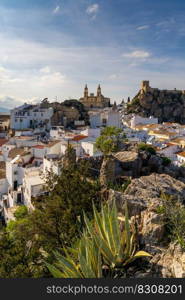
[47,202,151,278]
[158,193,185,249]
[161,156,171,166]
[138,143,156,155]
[13,206,28,220]
[131,98,140,106]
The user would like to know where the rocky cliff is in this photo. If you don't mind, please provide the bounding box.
[126,81,185,124]
[108,174,185,277]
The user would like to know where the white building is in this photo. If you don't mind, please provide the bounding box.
[131,115,158,129]
[60,135,87,157]
[176,152,185,166]
[23,167,45,209]
[31,140,62,159]
[43,155,61,176]
[89,112,101,128]
[80,128,101,138]
[10,103,53,131]
[81,140,102,157]
[50,126,65,140]
[156,144,180,161]
[89,106,122,129]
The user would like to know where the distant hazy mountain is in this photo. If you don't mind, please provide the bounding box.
[0,107,10,113]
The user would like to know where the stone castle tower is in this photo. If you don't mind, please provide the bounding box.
[141,80,151,93]
[80,84,110,109]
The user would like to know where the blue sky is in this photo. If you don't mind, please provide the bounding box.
[1,0,185,108]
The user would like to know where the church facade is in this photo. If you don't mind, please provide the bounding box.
[79,85,110,109]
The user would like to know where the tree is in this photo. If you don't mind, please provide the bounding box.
[95,126,125,187]
[0,162,101,278]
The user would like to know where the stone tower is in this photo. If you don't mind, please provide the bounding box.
[84,84,88,99]
[97,84,101,98]
[141,80,150,93]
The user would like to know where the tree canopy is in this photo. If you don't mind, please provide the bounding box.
[95,126,125,156]
[0,162,101,278]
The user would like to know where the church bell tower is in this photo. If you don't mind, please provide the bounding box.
[84,84,88,99]
[97,84,101,97]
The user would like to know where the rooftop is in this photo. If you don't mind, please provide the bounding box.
[0,139,8,147]
[8,148,31,159]
[72,135,88,142]
[176,151,185,158]
[32,145,45,149]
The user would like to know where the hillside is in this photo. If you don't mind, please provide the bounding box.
[126,81,185,124]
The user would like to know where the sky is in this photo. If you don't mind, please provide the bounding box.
[1,0,185,108]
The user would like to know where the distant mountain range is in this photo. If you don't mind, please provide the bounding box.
[0,107,10,113]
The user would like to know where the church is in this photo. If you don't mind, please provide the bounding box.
[79,84,110,109]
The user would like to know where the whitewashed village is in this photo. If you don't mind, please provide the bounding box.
[0,81,185,225]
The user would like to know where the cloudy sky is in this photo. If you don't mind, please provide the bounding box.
[1,0,185,108]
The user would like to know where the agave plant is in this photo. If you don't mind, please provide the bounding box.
[47,201,151,278]
[84,201,151,270]
[46,231,102,278]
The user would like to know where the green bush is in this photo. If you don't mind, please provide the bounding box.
[161,156,171,166]
[13,206,28,220]
[138,143,156,155]
[158,193,185,249]
[131,98,140,106]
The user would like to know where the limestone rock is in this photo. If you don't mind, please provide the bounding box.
[126,85,185,124]
[100,156,116,187]
[151,243,185,278]
[108,173,185,277]
[114,151,142,178]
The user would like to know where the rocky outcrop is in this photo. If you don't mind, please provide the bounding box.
[113,148,185,184]
[126,85,185,124]
[114,151,142,178]
[108,173,185,277]
[100,156,116,187]
[151,243,185,278]
[50,99,89,128]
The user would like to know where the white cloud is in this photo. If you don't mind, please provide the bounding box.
[53,5,60,14]
[1,32,185,106]
[136,25,150,31]
[0,95,24,109]
[86,4,99,15]
[40,66,51,74]
[109,74,118,80]
[122,50,151,59]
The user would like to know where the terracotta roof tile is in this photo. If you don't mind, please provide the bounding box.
[72,135,88,142]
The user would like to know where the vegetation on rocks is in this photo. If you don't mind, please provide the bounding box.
[138,143,156,155]
[95,126,126,187]
[47,202,150,278]
[157,193,185,249]
[126,87,185,124]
